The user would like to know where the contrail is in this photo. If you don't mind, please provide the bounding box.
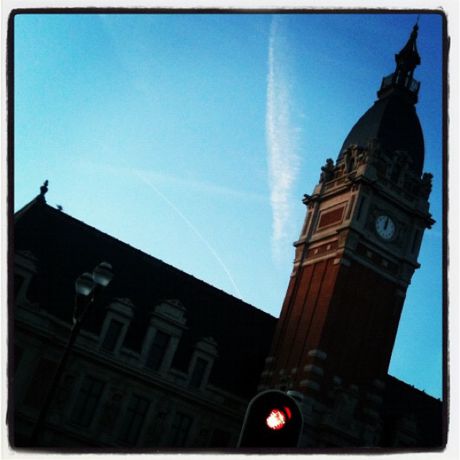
[266,16,300,261]
[135,170,242,298]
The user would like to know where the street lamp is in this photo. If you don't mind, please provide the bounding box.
[29,262,113,446]
[73,262,113,324]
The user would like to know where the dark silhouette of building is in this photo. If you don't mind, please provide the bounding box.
[10,24,443,451]
[12,193,275,448]
[258,24,443,447]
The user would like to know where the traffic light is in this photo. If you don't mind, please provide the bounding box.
[238,390,303,448]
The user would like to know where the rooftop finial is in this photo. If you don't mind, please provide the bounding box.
[376,22,423,103]
[395,23,421,73]
[39,180,49,201]
[412,20,419,39]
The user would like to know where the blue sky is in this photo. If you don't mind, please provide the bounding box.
[13,12,444,399]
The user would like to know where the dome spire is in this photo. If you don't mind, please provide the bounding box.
[377,23,422,104]
[394,22,421,79]
[339,22,425,174]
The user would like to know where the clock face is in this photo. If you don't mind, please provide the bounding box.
[375,215,396,240]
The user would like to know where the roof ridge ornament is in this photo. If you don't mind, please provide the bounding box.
[38,180,49,202]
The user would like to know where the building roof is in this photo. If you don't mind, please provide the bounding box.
[14,196,276,399]
[338,24,425,175]
[338,93,425,175]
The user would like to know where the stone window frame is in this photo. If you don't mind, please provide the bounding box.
[99,298,134,356]
[117,393,151,446]
[140,299,187,375]
[187,337,218,391]
[189,356,208,389]
[169,410,194,447]
[101,319,124,353]
[145,330,171,371]
[69,374,107,429]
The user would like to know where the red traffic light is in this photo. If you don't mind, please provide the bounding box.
[265,406,292,431]
[238,390,303,447]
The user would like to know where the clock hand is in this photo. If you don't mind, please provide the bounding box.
[384,217,388,230]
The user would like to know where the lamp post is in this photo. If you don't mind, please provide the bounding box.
[29,262,113,446]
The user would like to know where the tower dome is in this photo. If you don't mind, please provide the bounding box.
[338,24,424,176]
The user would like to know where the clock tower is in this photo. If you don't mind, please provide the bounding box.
[260,25,435,397]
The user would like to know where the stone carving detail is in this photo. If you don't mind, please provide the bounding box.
[420,172,433,198]
[355,148,368,167]
[320,158,335,182]
[343,148,354,173]
[340,145,369,175]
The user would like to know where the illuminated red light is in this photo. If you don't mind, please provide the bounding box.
[266,409,286,430]
[266,407,292,431]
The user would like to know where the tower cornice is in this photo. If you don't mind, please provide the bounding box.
[350,175,434,228]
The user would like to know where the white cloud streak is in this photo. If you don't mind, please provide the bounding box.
[266,17,300,260]
[134,169,243,299]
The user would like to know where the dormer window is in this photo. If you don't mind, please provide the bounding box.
[141,299,187,375]
[146,330,171,371]
[187,337,218,390]
[99,298,134,355]
[189,357,208,389]
[101,319,124,352]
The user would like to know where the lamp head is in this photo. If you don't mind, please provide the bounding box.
[75,272,94,296]
[92,262,113,287]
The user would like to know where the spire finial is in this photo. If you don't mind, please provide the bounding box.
[376,22,422,103]
[396,23,421,72]
[39,180,49,201]
[411,19,419,39]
